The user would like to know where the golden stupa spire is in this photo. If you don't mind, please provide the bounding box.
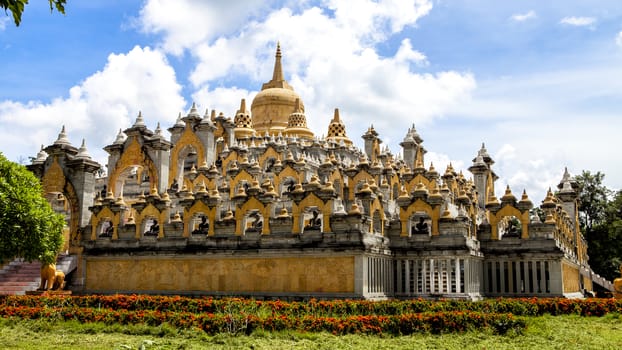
[332,108,341,122]
[261,41,291,90]
[272,41,283,82]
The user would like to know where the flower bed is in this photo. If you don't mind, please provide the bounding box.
[0,295,619,335]
[0,305,523,335]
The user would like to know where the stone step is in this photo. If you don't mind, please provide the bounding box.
[0,281,40,287]
[0,277,41,282]
[0,285,32,292]
[0,256,77,295]
[0,291,23,295]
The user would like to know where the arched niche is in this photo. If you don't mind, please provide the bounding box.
[236,197,269,235]
[274,166,299,194]
[257,146,280,171]
[348,170,374,201]
[41,157,81,243]
[409,212,431,236]
[406,174,430,193]
[293,193,332,233]
[243,210,264,234]
[228,170,253,198]
[368,197,386,235]
[325,169,343,197]
[400,199,440,237]
[177,144,199,182]
[220,151,240,176]
[107,137,158,197]
[497,216,521,239]
[114,165,152,202]
[279,176,297,196]
[90,206,118,240]
[489,205,530,240]
[302,207,323,232]
[185,201,217,237]
[169,128,205,187]
[136,203,166,239]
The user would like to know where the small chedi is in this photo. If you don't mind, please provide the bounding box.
[27,45,601,299]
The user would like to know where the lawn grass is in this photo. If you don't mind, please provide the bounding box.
[1,313,621,350]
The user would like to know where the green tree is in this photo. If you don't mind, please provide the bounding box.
[591,190,622,281]
[576,170,622,281]
[0,152,64,264]
[576,170,610,232]
[1,0,65,26]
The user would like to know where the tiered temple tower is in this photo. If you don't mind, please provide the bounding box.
[27,45,598,299]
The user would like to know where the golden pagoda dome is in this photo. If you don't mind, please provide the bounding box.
[251,43,306,136]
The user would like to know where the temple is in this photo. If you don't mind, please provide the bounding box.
[26,45,600,299]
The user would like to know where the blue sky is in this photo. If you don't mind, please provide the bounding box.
[1,0,622,200]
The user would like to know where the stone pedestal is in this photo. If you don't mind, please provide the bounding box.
[26,290,72,296]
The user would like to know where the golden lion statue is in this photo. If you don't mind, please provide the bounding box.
[39,263,65,291]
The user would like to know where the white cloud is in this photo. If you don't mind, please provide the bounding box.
[495,144,516,162]
[510,10,536,22]
[134,0,484,194]
[616,31,622,46]
[559,16,596,27]
[0,46,186,164]
[424,151,464,179]
[0,16,10,31]
[144,0,475,149]
[191,86,254,117]
[436,62,622,198]
[138,0,271,55]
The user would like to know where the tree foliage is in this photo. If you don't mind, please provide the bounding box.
[1,0,65,26]
[576,170,622,281]
[576,170,610,232]
[0,152,64,264]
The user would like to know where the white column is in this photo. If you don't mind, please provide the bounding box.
[500,261,506,294]
[395,260,403,293]
[509,261,514,294]
[531,261,538,294]
[430,259,435,293]
[445,260,450,293]
[455,259,461,293]
[492,261,498,294]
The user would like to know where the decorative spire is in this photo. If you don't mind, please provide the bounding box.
[75,139,92,160]
[293,98,302,114]
[187,102,200,118]
[33,145,48,164]
[113,128,126,144]
[133,111,146,127]
[238,98,248,114]
[54,125,71,146]
[154,122,163,137]
[478,143,488,157]
[174,112,184,127]
[260,42,293,90]
[332,108,340,122]
[272,41,283,83]
[326,108,351,146]
[562,167,571,182]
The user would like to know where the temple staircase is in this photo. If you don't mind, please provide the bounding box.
[0,254,77,295]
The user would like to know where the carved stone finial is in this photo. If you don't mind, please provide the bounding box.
[134,111,146,127]
[54,125,71,146]
[114,128,127,144]
[75,139,91,160]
